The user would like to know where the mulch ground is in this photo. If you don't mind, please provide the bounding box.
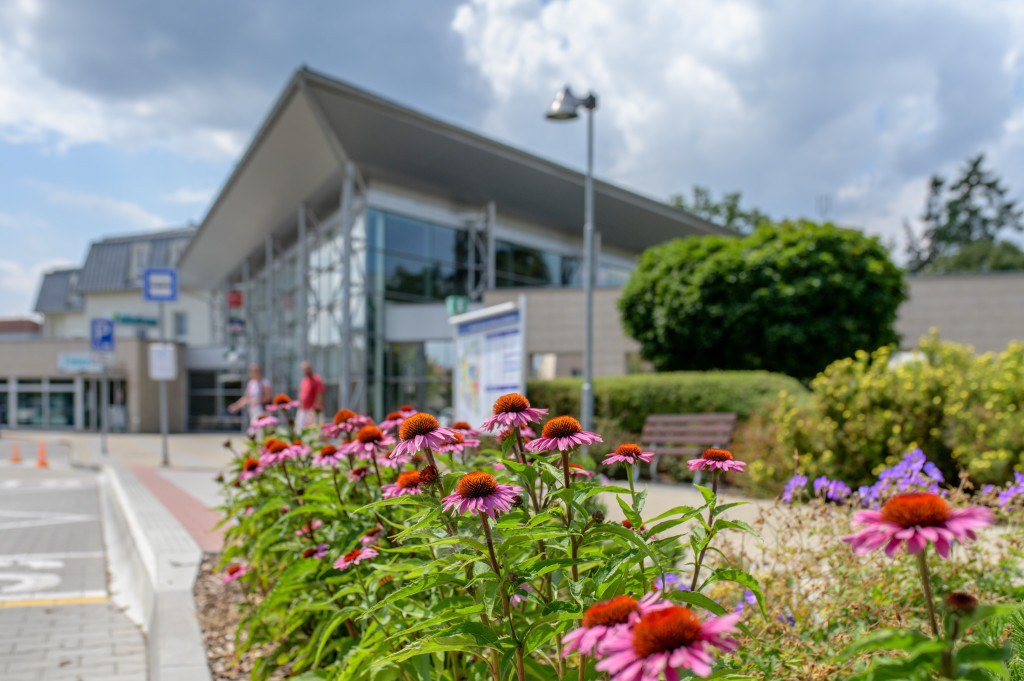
[194,555,289,681]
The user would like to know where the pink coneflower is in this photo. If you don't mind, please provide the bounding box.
[499,425,536,440]
[568,463,595,477]
[261,440,292,465]
[687,448,746,474]
[376,451,412,469]
[440,431,468,455]
[441,472,522,518]
[342,425,396,458]
[238,456,264,480]
[295,519,323,537]
[481,393,548,432]
[391,413,456,459]
[451,421,481,437]
[313,445,345,467]
[510,583,533,606]
[265,394,299,412]
[493,462,507,471]
[381,471,423,498]
[378,411,407,433]
[321,409,370,439]
[596,605,741,680]
[841,492,993,558]
[399,404,418,418]
[287,440,312,459]
[334,546,378,572]
[562,592,666,656]
[360,525,384,546]
[526,416,603,453]
[347,466,370,482]
[301,543,328,560]
[222,563,249,584]
[247,415,278,433]
[604,444,655,465]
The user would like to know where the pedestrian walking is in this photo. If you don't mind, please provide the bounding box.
[228,364,272,427]
[296,361,325,430]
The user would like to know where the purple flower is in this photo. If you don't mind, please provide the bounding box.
[782,474,808,503]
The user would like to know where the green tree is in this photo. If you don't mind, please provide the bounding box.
[619,221,906,379]
[670,185,771,234]
[905,154,1024,272]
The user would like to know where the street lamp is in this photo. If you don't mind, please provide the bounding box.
[546,85,598,433]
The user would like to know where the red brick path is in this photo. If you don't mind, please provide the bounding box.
[131,466,225,552]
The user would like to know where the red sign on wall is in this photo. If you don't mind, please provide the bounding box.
[227,290,244,308]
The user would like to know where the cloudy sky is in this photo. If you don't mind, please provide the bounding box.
[3,0,1024,317]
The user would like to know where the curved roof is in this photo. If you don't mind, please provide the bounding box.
[179,67,729,288]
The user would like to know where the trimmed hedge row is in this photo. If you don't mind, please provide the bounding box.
[526,370,807,435]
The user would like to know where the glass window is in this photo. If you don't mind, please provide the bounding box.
[174,312,188,342]
[47,392,74,427]
[16,391,44,427]
[383,214,430,259]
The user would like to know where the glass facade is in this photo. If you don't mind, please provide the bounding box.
[495,240,580,288]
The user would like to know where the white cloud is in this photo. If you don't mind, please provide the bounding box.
[0,256,73,317]
[161,187,215,205]
[32,182,167,230]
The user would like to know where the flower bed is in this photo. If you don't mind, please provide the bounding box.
[214,394,1023,680]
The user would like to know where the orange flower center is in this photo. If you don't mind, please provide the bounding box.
[357,426,384,443]
[385,411,404,421]
[616,444,643,456]
[363,527,382,539]
[418,465,439,485]
[632,606,703,657]
[400,405,415,412]
[701,448,734,461]
[542,416,582,439]
[263,437,280,448]
[396,471,421,489]
[880,493,952,528]
[320,445,337,457]
[351,466,368,477]
[452,421,472,430]
[400,413,440,440]
[456,472,499,498]
[568,463,586,471]
[227,565,243,575]
[343,548,363,562]
[302,547,316,558]
[272,394,291,405]
[582,595,639,628]
[268,441,289,453]
[242,457,260,471]
[334,409,356,425]
[449,432,464,444]
[493,393,530,414]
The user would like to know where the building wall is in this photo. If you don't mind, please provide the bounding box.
[895,272,1024,353]
[0,337,186,433]
[41,289,213,345]
[483,288,641,377]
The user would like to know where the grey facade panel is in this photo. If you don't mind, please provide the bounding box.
[33,268,83,313]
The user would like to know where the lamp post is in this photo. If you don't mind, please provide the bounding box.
[546,86,598,432]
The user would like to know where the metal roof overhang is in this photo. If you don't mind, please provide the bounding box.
[180,67,728,289]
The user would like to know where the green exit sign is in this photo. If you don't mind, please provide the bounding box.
[445,295,468,316]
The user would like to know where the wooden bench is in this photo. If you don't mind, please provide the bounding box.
[640,413,738,481]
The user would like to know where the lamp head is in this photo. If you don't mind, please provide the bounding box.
[546,86,580,120]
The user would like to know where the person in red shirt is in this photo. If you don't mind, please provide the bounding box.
[296,361,324,430]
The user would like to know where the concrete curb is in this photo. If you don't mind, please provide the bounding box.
[99,458,212,681]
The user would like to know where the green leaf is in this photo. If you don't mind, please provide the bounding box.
[694,484,716,505]
[712,518,762,540]
[703,568,765,618]
[616,495,643,531]
[665,589,729,616]
[837,629,933,660]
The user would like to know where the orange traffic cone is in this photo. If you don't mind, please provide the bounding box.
[35,440,48,469]
[9,443,21,464]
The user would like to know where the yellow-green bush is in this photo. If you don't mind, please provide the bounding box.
[752,330,1024,490]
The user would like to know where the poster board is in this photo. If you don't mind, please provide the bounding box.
[450,300,526,431]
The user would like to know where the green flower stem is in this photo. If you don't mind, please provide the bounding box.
[560,450,580,581]
[627,462,638,512]
[513,431,542,513]
[916,550,940,638]
[479,512,524,681]
[689,469,719,591]
[330,470,345,508]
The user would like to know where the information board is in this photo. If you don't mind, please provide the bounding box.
[450,302,525,431]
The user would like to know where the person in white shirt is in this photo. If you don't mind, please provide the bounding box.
[228,364,271,426]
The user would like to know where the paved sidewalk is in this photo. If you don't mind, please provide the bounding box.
[0,463,147,681]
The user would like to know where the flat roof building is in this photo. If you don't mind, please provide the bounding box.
[179,67,728,419]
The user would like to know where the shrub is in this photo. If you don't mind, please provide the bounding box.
[752,331,1024,491]
[527,370,807,436]
[619,221,907,379]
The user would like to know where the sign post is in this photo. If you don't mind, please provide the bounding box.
[90,319,115,455]
[143,268,178,467]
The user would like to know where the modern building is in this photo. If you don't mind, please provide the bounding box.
[178,66,727,420]
[0,319,42,342]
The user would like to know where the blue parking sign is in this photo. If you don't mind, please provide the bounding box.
[91,319,115,353]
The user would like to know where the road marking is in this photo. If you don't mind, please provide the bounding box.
[0,592,108,608]
[0,551,103,561]
[0,509,95,531]
[0,571,61,594]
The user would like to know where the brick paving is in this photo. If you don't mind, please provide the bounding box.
[0,464,148,680]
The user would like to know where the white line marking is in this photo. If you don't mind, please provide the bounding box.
[0,589,107,603]
[0,571,61,594]
[0,509,95,531]
[0,551,103,561]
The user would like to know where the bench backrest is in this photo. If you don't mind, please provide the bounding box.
[640,413,737,457]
